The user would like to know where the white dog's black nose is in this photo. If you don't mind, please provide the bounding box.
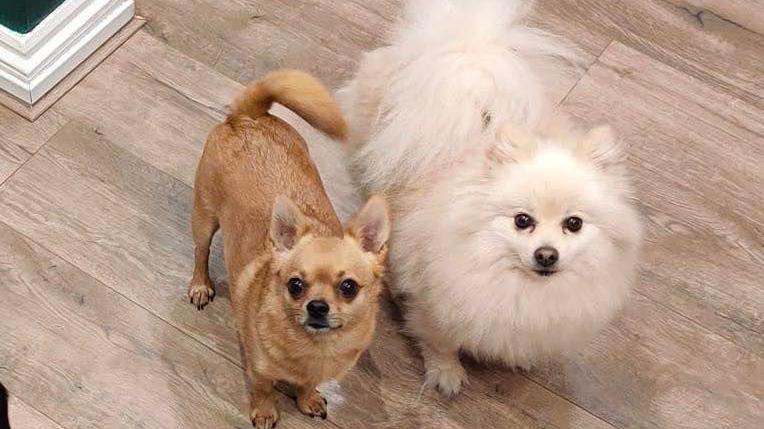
[307,300,330,317]
[534,246,559,267]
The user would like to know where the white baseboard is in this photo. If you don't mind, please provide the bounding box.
[0,0,134,104]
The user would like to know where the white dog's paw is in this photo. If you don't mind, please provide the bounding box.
[424,359,468,397]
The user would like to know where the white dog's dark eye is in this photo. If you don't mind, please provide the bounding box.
[564,216,583,232]
[338,279,359,298]
[287,278,304,297]
[514,213,534,229]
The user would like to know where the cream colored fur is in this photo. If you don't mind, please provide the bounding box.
[338,0,642,396]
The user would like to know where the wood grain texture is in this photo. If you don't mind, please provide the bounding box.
[0,1,761,428]
[532,40,764,429]
[664,0,764,35]
[50,30,233,186]
[0,18,145,122]
[561,41,763,354]
[533,294,762,429]
[0,137,325,429]
[136,0,397,89]
[134,0,606,103]
[0,35,613,429]
[536,0,764,105]
[0,106,67,184]
[0,120,240,369]
[326,300,616,429]
[7,396,63,429]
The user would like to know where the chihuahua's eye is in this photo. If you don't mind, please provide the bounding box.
[564,216,583,232]
[514,213,534,230]
[338,279,359,299]
[287,278,304,297]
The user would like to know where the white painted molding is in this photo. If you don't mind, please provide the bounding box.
[0,0,134,104]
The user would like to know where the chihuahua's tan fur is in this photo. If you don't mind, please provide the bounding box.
[188,69,390,429]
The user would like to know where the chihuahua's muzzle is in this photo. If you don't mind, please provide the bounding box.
[305,299,335,333]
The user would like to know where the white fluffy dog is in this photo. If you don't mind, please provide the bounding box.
[338,0,642,396]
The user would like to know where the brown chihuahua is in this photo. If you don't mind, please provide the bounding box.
[188,69,390,429]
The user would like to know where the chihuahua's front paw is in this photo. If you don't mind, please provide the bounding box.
[424,356,468,397]
[188,280,215,310]
[250,402,280,429]
[296,389,327,420]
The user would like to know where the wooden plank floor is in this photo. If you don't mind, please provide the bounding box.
[1,1,762,428]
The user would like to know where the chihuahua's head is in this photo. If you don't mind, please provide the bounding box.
[268,195,390,335]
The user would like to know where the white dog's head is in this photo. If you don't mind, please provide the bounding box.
[480,124,641,282]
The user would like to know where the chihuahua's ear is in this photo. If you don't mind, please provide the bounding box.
[270,196,307,251]
[347,195,391,254]
[580,125,625,170]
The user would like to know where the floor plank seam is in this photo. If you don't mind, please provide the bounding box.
[11,395,67,429]
[2,2,761,426]
[689,102,764,141]
[522,372,621,429]
[0,219,242,367]
[0,216,355,427]
[132,60,229,119]
[0,120,73,190]
[617,34,761,106]
[633,281,762,357]
[556,38,615,108]
[0,18,145,122]
[550,33,762,356]
[0,113,248,369]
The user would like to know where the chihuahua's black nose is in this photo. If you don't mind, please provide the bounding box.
[534,246,559,267]
[307,300,330,317]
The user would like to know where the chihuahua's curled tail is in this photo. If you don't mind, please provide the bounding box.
[229,69,347,140]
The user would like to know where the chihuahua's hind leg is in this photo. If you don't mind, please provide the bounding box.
[295,385,328,420]
[188,197,218,310]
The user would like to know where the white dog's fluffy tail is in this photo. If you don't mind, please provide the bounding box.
[347,0,579,190]
[397,0,533,52]
[396,0,577,75]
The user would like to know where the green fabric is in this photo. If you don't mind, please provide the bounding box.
[0,0,66,34]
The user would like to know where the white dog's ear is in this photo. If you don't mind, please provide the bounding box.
[347,195,390,254]
[486,143,516,165]
[581,125,626,170]
[270,196,307,251]
[487,123,536,165]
